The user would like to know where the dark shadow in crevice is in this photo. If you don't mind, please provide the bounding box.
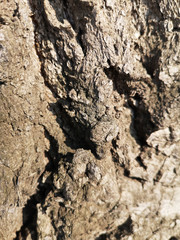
[128,176,146,185]
[141,48,166,93]
[169,237,178,240]
[110,146,120,164]
[129,99,158,145]
[136,156,147,170]
[142,0,164,21]
[141,49,161,79]
[95,216,133,240]
[13,2,20,18]
[123,166,146,184]
[76,27,87,56]
[0,16,6,25]
[14,196,38,240]
[0,81,5,86]
[48,100,98,157]
[13,128,67,240]
[115,216,133,238]
[95,233,108,240]
[104,66,131,95]
[104,65,158,147]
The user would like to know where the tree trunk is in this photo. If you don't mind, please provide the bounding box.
[0,0,180,239]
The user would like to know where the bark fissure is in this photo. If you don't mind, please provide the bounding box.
[14,128,65,240]
[1,0,180,239]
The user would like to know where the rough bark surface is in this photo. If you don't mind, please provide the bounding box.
[0,0,180,239]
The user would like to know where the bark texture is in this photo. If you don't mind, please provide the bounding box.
[0,0,180,239]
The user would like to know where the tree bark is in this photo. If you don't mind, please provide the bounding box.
[0,0,180,239]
